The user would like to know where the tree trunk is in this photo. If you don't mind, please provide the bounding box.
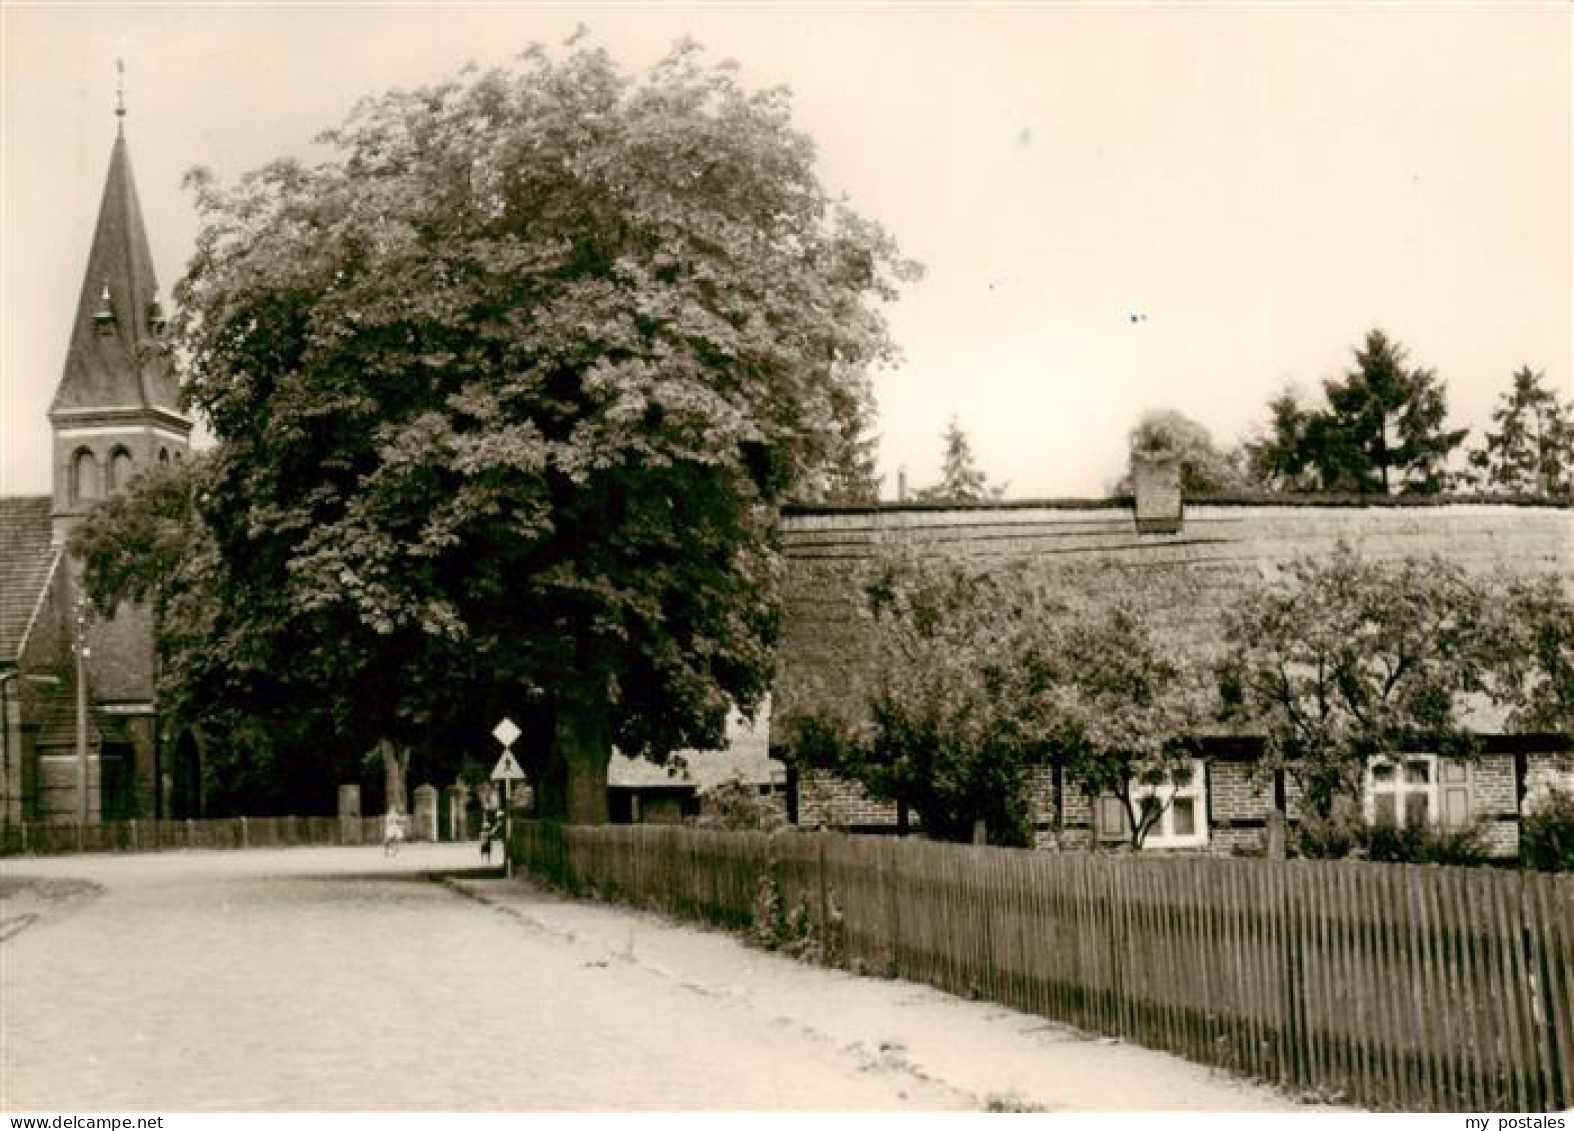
[532,702,611,825]
[377,738,409,814]
[559,703,610,825]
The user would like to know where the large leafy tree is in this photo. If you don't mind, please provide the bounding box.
[1482,576,1574,738]
[789,557,1040,844]
[70,458,375,814]
[789,555,1207,847]
[1114,408,1244,496]
[1468,367,1574,498]
[793,376,883,503]
[169,40,916,821]
[1219,543,1491,820]
[911,416,1005,502]
[1245,330,1467,494]
[1031,606,1210,847]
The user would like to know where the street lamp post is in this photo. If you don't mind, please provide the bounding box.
[75,599,91,828]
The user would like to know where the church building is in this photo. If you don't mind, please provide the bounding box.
[1,98,194,828]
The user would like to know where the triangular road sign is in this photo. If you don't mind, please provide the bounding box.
[490,748,526,782]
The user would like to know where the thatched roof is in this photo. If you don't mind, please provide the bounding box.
[769,498,1573,744]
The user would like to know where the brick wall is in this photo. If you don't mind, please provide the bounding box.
[796,768,900,829]
[1210,760,1272,823]
[1024,766,1056,826]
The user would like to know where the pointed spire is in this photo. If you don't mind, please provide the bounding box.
[49,104,182,418]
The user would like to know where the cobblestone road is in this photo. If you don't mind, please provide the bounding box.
[1,845,1313,1113]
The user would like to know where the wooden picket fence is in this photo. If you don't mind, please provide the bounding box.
[0,815,387,856]
[512,822,1573,1112]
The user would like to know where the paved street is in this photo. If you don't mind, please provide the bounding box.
[2,845,1313,1112]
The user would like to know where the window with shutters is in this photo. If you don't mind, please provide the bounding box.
[1364,755,1470,828]
[1093,759,1209,848]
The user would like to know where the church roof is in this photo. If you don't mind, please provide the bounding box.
[0,497,59,663]
[50,127,183,422]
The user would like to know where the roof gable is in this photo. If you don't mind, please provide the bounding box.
[0,497,59,661]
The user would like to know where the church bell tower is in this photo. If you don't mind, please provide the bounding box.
[49,67,191,545]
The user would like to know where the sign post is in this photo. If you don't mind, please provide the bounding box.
[490,718,526,877]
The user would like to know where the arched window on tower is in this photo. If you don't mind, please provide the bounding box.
[158,447,170,465]
[72,448,102,505]
[109,447,134,494]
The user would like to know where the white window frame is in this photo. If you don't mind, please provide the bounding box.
[1133,759,1209,849]
[1364,753,1471,829]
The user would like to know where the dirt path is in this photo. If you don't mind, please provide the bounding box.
[448,868,1322,1113]
[1,846,1327,1112]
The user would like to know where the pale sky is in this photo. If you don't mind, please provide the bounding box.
[3,3,1570,500]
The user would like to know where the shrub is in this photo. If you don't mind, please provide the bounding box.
[1362,819,1492,866]
[749,868,824,961]
[1295,807,1493,866]
[693,779,787,832]
[1296,811,1361,860]
[1520,787,1574,873]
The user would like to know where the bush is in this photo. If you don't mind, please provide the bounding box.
[692,779,788,832]
[1362,819,1492,866]
[1296,811,1360,860]
[748,868,827,961]
[1295,807,1492,865]
[1520,787,1574,873]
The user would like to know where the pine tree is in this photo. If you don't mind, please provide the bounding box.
[1242,330,1467,494]
[1468,367,1574,498]
[1243,390,1317,491]
[795,379,883,503]
[912,416,1005,502]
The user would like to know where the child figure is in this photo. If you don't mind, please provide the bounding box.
[383,809,405,856]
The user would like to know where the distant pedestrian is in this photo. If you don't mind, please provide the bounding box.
[480,809,500,863]
[383,809,405,856]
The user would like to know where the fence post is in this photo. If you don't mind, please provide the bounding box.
[130,818,138,852]
[241,816,249,849]
[817,834,829,954]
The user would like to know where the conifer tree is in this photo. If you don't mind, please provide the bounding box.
[1468,367,1574,498]
[913,416,1005,502]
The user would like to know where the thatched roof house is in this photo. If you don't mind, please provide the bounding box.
[768,461,1572,856]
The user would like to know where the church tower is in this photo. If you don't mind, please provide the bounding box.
[49,78,191,546]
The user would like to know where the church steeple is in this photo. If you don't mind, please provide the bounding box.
[49,82,191,544]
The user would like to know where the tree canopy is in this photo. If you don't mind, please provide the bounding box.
[1244,330,1467,494]
[1219,543,1491,820]
[134,39,915,819]
[1483,575,1574,737]
[911,416,1005,502]
[789,554,1209,847]
[1467,367,1574,498]
[1115,409,1244,496]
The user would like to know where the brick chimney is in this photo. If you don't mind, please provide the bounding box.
[1132,451,1183,534]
